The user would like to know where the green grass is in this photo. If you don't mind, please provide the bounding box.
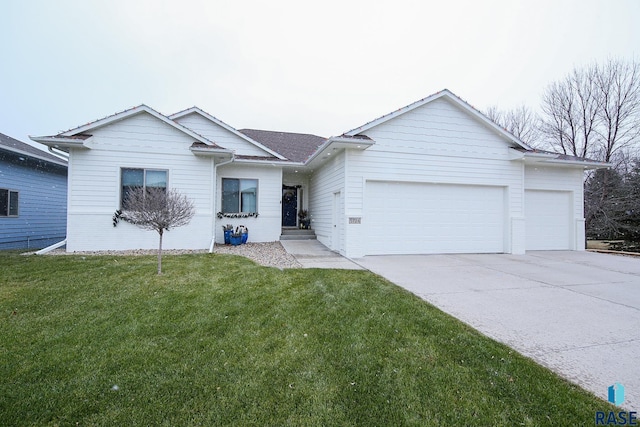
[0,252,613,426]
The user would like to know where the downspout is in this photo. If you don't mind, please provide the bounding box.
[209,155,235,253]
[34,239,67,255]
[33,147,71,254]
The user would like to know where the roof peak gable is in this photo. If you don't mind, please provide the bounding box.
[344,89,532,150]
[55,104,223,148]
[169,107,286,160]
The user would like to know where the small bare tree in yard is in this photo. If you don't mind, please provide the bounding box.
[119,187,195,274]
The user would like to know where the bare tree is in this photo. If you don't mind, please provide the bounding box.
[540,58,640,162]
[540,66,601,158]
[118,187,195,274]
[594,59,640,162]
[486,104,541,146]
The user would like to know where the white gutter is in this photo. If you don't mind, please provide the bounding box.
[30,136,89,150]
[234,158,304,166]
[48,146,69,160]
[189,146,234,156]
[209,155,236,253]
[521,151,610,169]
[542,158,612,169]
[35,239,67,255]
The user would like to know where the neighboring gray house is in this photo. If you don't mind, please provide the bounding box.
[0,133,67,250]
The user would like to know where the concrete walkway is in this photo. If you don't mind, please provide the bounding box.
[280,240,363,269]
[354,251,640,409]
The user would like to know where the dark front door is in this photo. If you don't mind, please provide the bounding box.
[282,186,297,226]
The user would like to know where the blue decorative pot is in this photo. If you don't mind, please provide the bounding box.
[224,229,232,244]
[230,234,242,246]
[241,232,248,244]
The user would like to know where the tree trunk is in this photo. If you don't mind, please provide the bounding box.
[157,229,163,275]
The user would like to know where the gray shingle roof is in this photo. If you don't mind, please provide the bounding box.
[0,132,67,166]
[238,129,326,163]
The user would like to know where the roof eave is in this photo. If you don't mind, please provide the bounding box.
[540,159,612,169]
[521,151,558,160]
[304,136,374,166]
[29,136,89,151]
[59,105,148,136]
[521,151,610,169]
[189,146,234,158]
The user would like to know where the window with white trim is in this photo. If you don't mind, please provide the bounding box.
[121,168,167,208]
[222,178,257,213]
[0,189,19,217]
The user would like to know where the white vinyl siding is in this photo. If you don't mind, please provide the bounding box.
[309,151,346,252]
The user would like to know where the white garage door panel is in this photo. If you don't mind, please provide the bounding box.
[365,181,505,255]
[525,190,572,250]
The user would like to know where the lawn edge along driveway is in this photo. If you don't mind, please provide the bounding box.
[354,250,640,410]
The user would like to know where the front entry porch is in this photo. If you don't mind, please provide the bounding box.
[281,182,310,228]
[282,185,298,227]
[281,174,312,239]
[280,227,316,240]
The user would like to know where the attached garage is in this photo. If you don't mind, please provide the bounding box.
[364,181,506,255]
[525,190,573,250]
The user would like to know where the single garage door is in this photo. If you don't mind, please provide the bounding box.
[525,190,572,250]
[365,181,505,255]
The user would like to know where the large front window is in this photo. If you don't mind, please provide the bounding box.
[121,168,167,208]
[0,189,19,217]
[222,178,257,213]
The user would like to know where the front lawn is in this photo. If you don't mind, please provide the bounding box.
[0,252,612,425]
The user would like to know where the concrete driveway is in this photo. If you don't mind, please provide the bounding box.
[354,251,640,409]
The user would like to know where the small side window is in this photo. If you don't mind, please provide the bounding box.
[0,189,19,217]
[9,191,18,216]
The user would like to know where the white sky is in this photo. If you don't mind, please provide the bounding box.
[1,0,639,146]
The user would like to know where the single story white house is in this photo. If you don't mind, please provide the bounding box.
[31,89,605,257]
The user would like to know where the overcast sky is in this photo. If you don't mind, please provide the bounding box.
[1,0,639,147]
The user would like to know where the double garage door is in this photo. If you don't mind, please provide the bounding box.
[364,182,574,255]
[365,181,506,255]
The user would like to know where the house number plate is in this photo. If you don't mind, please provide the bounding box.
[348,217,362,224]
